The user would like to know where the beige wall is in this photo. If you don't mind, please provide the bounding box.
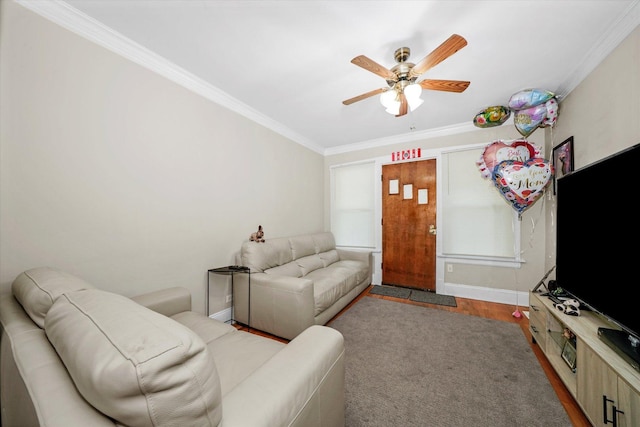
[543,25,640,276]
[0,1,324,315]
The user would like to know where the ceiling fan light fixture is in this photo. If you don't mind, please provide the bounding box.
[385,104,401,115]
[380,90,397,107]
[407,97,424,112]
[343,34,469,118]
[404,83,423,111]
[380,90,401,115]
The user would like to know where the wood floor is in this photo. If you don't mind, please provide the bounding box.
[239,285,592,426]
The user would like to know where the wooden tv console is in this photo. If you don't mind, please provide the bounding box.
[529,291,640,427]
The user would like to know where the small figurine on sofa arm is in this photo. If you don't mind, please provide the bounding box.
[250,225,265,243]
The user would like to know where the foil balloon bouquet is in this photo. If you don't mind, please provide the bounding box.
[472,88,559,138]
[476,139,554,216]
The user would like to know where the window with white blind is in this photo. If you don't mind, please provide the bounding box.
[330,161,375,248]
[441,147,520,260]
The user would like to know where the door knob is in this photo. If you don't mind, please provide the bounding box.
[429,225,437,235]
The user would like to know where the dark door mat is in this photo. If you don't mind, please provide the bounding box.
[409,290,457,307]
[369,285,412,299]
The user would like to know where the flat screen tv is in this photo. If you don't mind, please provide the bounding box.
[556,142,640,371]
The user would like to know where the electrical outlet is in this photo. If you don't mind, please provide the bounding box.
[447,264,453,273]
[225,295,232,303]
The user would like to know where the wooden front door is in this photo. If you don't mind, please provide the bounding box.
[382,159,437,291]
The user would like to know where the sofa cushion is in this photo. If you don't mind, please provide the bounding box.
[312,232,336,253]
[241,237,293,272]
[296,254,325,276]
[307,260,368,316]
[45,289,222,427]
[319,249,340,267]
[12,266,95,328]
[265,260,303,277]
[205,330,285,396]
[289,235,317,259]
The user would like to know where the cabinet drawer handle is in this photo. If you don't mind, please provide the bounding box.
[531,326,539,334]
[613,405,624,427]
[603,395,624,426]
[531,304,540,312]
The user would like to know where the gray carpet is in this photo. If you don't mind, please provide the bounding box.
[328,297,571,427]
[370,285,457,307]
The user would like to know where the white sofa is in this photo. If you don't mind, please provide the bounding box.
[0,267,346,427]
[236,232,372,340]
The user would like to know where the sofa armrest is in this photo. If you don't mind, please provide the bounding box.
[221,325,345,427]
[130,287,191,317]
[234,274,315,341]
[337,248,373,283]
[336,248,372,264]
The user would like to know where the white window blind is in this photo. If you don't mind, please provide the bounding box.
[331,162,375,248]
[441,148,518,259]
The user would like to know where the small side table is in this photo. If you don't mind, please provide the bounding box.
[207,266,251,329]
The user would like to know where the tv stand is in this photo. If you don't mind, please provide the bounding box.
[598,328,640,372]
[529,291,640,426]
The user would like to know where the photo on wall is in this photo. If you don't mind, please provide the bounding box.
[553,136,574,194]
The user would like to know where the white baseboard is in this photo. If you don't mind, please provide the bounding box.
[209,307,232,323]
[441,282,530,307]
[371,282,531,307]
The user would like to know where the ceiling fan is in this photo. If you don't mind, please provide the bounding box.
[342,34,470,117]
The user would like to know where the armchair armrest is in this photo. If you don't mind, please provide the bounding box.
[234,273,316,340]
[221,325,345,427]
[130,287,191,317]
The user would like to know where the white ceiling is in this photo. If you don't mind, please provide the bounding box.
[21,1,640,154]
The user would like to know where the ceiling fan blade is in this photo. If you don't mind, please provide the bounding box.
[409,34,467,79]
[342,88,388,105]
[396,92,408,117]
[350,55,397,81]
[419,79,470,93]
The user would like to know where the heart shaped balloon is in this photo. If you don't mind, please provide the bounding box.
[492,158,554,215]
[513,104,547,137]
[508,88,555,110]
[476,140,541,179]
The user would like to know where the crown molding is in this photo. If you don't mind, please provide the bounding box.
[323,122,480,156]
[555,0,640,98]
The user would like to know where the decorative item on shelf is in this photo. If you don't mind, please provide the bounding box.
[562,339,577,371]
[563,327,576,344]
[553,299,581,316]
[250,225,265,243]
